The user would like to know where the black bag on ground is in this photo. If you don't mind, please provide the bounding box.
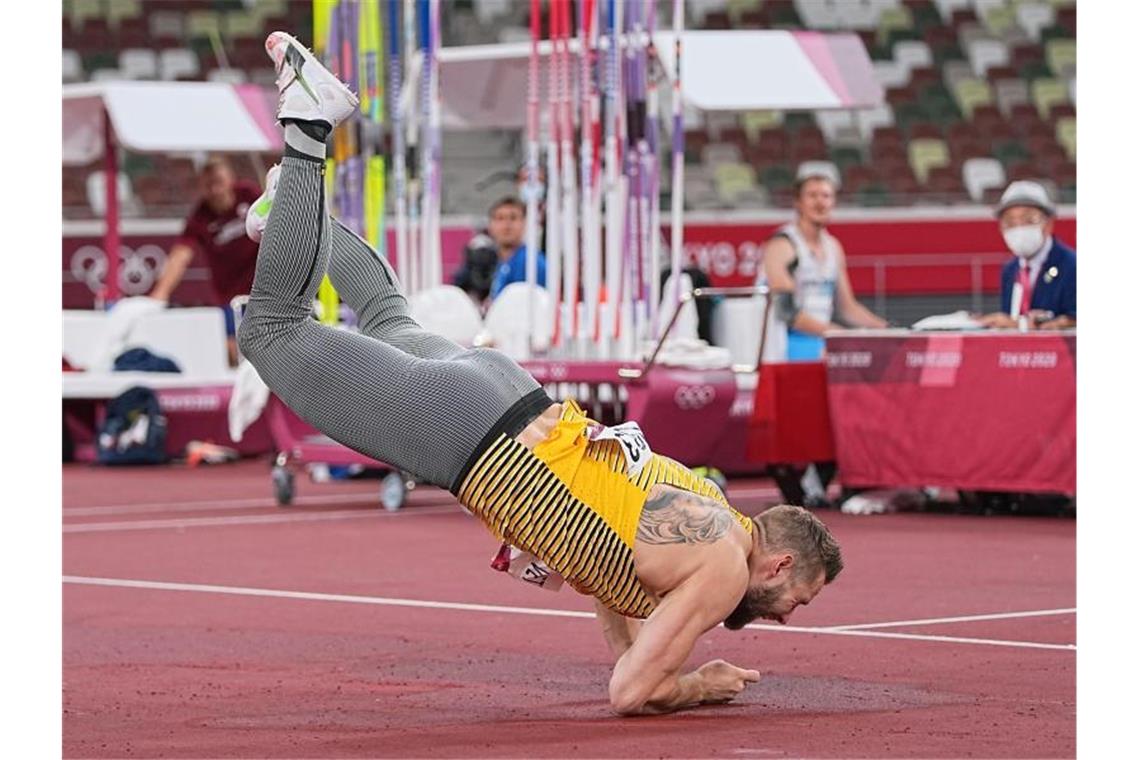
[96,386,168,465]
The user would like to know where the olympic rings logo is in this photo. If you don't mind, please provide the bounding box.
[69,244,167,296]
[673,384,716,411]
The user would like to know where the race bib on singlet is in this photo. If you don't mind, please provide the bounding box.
[587,421,653,478]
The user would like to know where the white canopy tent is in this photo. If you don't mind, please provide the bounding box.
[62,81,283,302]
[432,30,883,129]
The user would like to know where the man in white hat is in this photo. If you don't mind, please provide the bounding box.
[980,181,1076,330]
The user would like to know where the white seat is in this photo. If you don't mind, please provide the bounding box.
[893,40,933,75]
[961,157,1006,202]
[971,0,1006,16]
[206,68,247,84]
[701,142,742,166]
[872,60,909,90]
[1015,2,1055,41]
[855,104,895,141]
[497,26,531,44]
[85,171,142,217]
[90,68,128,82]
[967,37,1010,77]
[149,10,184,38]
[834,0,881,29]
[941,59,975,90]
[994,78,1029,117]
[159,49,200,81]
[794,0,840,29]
[63,49,83,83]
[406,285,484,346]
[815,109,857,144]
[482,283,553,360]
[931,0,972,22]
[474,0,513,24]
[118,48,158,79]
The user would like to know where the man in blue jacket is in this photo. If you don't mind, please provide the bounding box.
[981,181,1076,330]
[486,196,547,301]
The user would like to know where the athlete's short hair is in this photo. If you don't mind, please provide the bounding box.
[488,196,526,218]
[755,504,843,584]
[793,174,836,199]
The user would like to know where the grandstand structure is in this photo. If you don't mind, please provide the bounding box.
[62,0,1076,220]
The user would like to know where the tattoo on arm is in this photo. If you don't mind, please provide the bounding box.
[636,489,735,545]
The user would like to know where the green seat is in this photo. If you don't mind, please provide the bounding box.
[893,101,926,133]
[885,27,921,51]
[1040,24,1072,42]
[908,138,950,184]
[953,78,995,119]
[1031,78,1069,119]
[1045,39,1076,77]
[993,139,1030,166]
[760,164,795,190]
[855,183,893,207]
[877,6,914,47]
[223,10,263,40]
[920,84,961,123]
[1019,60,1053,81]
[1055,117,1076,160]
[784,112,816,133]
[829,146,864,172]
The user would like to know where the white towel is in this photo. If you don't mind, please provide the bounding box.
[228,359,270,442]
[92,296,167,371]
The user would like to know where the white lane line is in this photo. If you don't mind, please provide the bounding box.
[825,607,1077,631]
[63,505,462,533]
[63,491,456,516]
[61,576,1075,652]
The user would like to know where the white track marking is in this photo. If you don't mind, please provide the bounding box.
[62,576,1076,651]
[63,505,462,533]
[825,608,1076,631]
[63,491,456,516]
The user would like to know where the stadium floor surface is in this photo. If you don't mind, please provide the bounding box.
[63,459,1075,758]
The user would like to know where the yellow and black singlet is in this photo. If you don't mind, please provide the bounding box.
[457,400,753,619]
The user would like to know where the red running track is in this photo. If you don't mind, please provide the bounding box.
[63,459,1075,758]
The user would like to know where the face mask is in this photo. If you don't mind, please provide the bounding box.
[1002,224,1045,258]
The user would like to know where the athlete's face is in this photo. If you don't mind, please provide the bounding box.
[794,178,835,227]
[489,204,526,254]
[723,565,825,630]
[201,166,236,214]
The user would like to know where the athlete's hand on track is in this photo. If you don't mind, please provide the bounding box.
[696,659,761,704]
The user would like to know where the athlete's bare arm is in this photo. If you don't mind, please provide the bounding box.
[607,488,758,715]
[762,237,839,336]
[149,243,195,302]
[594,599,643,659]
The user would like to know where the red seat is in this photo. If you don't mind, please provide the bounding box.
[1048,103,1076,122]
[703,10,730,29]
[909,122,944,140]
[950,9,977,28]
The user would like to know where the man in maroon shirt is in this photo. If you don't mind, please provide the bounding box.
[149,156,262,364]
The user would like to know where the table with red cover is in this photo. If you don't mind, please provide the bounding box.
[825,330,1076,495]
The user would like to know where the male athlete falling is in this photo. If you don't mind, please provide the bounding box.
[240,32,843,716]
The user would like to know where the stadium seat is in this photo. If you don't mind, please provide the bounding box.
[741,111,783,141]
[1045,38,1076,78]
[223,10,263,41]
[159,49,201,81]
[702,142,743,167]
[70,0,104,28]
[186,10,222,41]
[107,0,143,26]
[957,21,990,53]
[1055,117,1075,160]
[86,171,143,218]
[714,163,758,202]
[794,0,841,30]
[815,110,860,145]
[873,60,910,90]
[207,68,248,84]
[877,6,914,46]
[856,104,897,141]
[908,137,950,183]
[940,61,976,99]
[992,138,1030,167]
[925,165,964,200]
[1015,2,1055,41]
[149,10,184,40]
[829,145,865,173]
[961,157,1005,201]
[118,49,158,80]
[932,0,972,22]
[63,49,84,83]
[760,164,795,192]
[952,78,993,119]
[90,68,129,82]
[473,0,513,24]
[967,37,1010,77]
[894,40,934,73]
[980,3,1016,37]
[834,0,880,30]
[993,77,1030,117]
[1031,78,1068,120]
